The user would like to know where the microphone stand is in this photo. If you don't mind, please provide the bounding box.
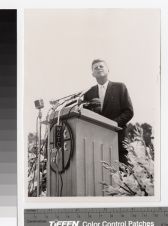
[46,120,51,196]
[37,109,42,197]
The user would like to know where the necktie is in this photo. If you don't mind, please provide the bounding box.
[99,85,105,110]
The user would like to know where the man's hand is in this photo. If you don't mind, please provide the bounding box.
[88,98,101,113]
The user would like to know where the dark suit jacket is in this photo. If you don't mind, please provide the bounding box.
[84,81,134,128]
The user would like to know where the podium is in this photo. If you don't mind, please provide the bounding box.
[48,106,121,196]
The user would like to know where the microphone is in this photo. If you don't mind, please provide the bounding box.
[76,88,91,106]
[34,99,44,110]
[51,91,82,104]
[49,89,91,124]
[65,99,77,107]
[83,98,101,114]
[61,89,90,107]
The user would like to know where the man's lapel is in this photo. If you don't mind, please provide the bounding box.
[102,81,113,111]
[92,85,99,98]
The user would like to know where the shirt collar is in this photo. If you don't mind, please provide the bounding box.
[98,80,109,89]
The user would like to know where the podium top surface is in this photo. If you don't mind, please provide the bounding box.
[49,105,122,132]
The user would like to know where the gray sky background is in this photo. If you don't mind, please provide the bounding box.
[24,9,160,136]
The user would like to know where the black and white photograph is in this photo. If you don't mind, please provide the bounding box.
[25,9,160,199]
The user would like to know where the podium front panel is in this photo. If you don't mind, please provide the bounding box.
[50,114,119,196]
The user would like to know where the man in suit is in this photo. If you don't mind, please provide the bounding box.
[84,59,134,164]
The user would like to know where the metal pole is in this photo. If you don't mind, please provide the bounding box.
[47,123,51,196]
[37,110,42,197]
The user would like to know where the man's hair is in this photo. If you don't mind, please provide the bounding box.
[91,59,107,69]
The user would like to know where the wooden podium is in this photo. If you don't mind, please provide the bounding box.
[49,107,121,196]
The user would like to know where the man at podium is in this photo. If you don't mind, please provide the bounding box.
[84,59,134,164]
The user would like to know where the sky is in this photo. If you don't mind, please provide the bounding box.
[24,9,160,136]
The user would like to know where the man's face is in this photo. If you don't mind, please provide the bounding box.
[92,61,109,79]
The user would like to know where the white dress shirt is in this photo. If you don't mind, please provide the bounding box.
[98,80,109,110]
